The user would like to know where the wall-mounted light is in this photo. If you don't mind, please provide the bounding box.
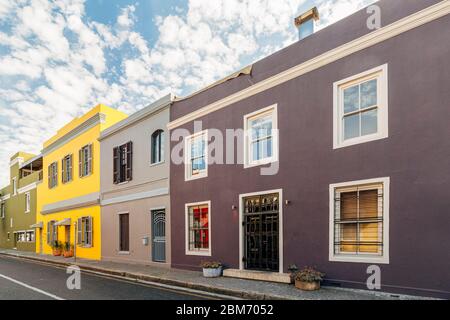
[231,205,237,210]
[285,200,291,205]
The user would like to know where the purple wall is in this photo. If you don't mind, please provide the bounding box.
[170,0,450,298]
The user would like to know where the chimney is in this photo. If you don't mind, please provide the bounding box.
[294,7,319,40]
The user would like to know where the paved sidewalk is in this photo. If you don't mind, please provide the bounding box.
[0,249,429,300]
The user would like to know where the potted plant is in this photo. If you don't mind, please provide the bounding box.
[62,242,74,258]
[201,261,223,278]
[51,241,62,256]
[288,264,299,284]
[294,267,325,291]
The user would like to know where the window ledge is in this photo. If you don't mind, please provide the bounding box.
[118,251,130,255]
[186,250,212,257]
[330,254,389,264]
[334,133,388,150]
[150,161,165,167]
[185,173,208,182]
[244,158,278,169]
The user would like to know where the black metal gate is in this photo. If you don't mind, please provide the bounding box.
[243,193,279,271]
[152,210,166,263]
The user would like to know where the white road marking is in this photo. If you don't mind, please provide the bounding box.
[0,273,65,300]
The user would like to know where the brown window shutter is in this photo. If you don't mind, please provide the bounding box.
[61,158,66,184]
[47,222,51,244]
[113,147,119,184]
[78,149,82,177]
[88,144,93,175]
[77,218,82,245]
[88,216,93,247]
[48,165,51,188]
[126,141,133,181]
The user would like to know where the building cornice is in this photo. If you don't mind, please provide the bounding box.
[101,188,169,206]
[42,113,106,156]
[167,1,450,130]
[10,157,24,167]
[40,192,100,215]
[17,182,37,194]
[99,94,173,141]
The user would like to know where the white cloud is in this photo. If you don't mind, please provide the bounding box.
[0,0,373,187]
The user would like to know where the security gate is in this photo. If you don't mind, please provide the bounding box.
[152,210,166,263]
[243,193,279,271]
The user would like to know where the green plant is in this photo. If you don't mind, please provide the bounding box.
[201,261,222,269]
[51,241,62,250]
[63,242,73,252]
[295,267,325,283]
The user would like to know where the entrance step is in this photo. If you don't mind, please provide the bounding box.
[223,269,292,284]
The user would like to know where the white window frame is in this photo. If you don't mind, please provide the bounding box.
[185,130,208,181]
[185,201,212,257]
[329,177,390,264]
[12,177,17,196]
[333,64,388,149]
[244,104,279,168]
[25,192,30,213]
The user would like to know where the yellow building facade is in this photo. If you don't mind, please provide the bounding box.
[36,105,127,260]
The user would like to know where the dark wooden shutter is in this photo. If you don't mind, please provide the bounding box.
[120,214,129,252]
[113,147,119,184]
[88,144,93,175]
[61,158,66,184]
[47,222,51,244]
[69,154,73,181]
[87,216,93,247]
[126,141,133,181]
[77,218,82,245]
[79,149,82,177]
[48,165,51,188]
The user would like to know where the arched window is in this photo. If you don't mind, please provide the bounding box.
[151,130,164,164]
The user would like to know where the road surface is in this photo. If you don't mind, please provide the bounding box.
[0,255,212,300]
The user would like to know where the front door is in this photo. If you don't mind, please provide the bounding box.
[151,210,166,263]
[243,193,279,272]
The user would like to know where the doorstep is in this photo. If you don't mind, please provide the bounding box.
[223,269,291,284]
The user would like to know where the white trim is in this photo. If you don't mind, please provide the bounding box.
[333,64,388,149]
[184,130,208,182]
[18,182,37,194]
[167,1,450,130]
[150,206,166,212]
[101,188,169,206]
[329,177,390,264]
[0,194,10,202]
[116,211,130,215]
[10,157,24,167]
[185,201,212,257]
[239,189,283,273]
[243,104,279,169]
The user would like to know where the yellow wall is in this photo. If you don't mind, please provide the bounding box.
[36,105,127,260]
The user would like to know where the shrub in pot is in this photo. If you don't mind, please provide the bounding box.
[51,241,63,256]
[63,242,74,258]
[201,261,223,278]
[295,267,325,291]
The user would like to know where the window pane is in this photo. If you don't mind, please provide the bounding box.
[340,191,358,220]
[343,114,360,140]
[251,116,272,140]
[343,85,359,114]
[359,222,381,253]
[359,190,379,219]
[361,109,378,136]
[360,79,377,109]
[192,157,205,172]
[340,224,357,253]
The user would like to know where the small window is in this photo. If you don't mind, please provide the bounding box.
[113,142,133,184]
[48,162,58,189]
[0,202,5,219]
[119,213,129,252]
[12,177,17,196]
[62,154,73,184]
[185,202,211,256]
[329,177,389,264]
[334,64,388,149]
[185,131,208,181]
[151,130,164,164]
[77,216,93,247]
[25,192,30,213]
[47,221,58,244]
[244,105,278,168]
[79,144,93,178]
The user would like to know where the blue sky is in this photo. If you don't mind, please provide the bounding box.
[0,0,375,186]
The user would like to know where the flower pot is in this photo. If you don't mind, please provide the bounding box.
[295,280,321,291]
[52,249,62,257]
[63,250,74,258]
[203,267,223,278]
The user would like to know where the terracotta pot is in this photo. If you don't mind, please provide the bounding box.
[295,280,321,291]
[52,249,62,256]
[63,250,74,258]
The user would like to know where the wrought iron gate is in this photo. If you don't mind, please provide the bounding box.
[152,210,166,263]
[243,193,279,271]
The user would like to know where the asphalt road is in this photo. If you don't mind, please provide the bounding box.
[0,256,211,300]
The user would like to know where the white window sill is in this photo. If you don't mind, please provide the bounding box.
[150,161,165,167]
[244,157,278,169]
[186,250,211,257]
[185,172,208,182]
[118,251,130,255]
[330,254,389,264]
[334,132,388,150]
[116,181,130,186]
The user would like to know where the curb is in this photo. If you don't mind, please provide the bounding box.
[0,252,291,300]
